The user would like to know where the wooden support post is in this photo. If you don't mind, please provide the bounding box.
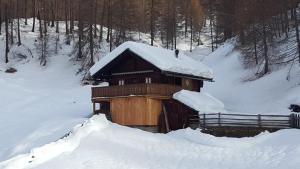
[93,101,96,114]
[162,104,170,133]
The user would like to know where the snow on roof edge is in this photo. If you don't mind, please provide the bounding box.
[173,90,226,114]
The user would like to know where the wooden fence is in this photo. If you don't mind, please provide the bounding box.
[189,113,300,129]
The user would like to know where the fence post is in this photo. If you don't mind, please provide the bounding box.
[258,114,261,128]
[218,113,221,127]
[203,113,206,129]
[294,114,300,129]
[290,114,295,128]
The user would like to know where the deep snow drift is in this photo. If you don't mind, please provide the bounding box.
[1,115,300,169]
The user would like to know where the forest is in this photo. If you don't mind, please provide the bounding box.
[0,0,299,76]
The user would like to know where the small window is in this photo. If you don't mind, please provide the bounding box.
[175,77,182,86]
[118,79,125,86]
[145,77,152,84]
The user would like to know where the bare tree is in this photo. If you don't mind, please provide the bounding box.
[5,3,9,63]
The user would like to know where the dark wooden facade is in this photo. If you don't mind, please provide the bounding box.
[91,49,209,132]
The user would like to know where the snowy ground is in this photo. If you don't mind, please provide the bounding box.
[2,115,300,169]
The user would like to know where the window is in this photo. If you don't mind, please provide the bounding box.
[145,77,152,84]
[175,77,182,86]
[118,79,125,86]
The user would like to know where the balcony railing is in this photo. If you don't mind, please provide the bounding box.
[92,83,182,99]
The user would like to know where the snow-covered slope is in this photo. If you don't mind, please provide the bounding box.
[199,41,300,115]
[0,53,91,161]
[0,20,92,161]
[1,115,300,169]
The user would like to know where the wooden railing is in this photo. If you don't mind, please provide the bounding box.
[189,113,300,129]
[92,83,182,98]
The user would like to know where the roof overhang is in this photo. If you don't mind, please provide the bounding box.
[162,71,214,82]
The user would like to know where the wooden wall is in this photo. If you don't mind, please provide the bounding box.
[110,96,162,126]
[164,99,198,130]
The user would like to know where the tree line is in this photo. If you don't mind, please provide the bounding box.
[205,0,300,75]
[0,0,205,67]
[0,0,300,76]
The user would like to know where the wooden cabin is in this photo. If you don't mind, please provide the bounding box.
[90,41,213,132]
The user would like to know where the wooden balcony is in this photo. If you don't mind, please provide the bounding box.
[92,83,182,99]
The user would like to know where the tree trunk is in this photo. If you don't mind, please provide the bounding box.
[38,11,43,38]
[78,3,83,60]
[150,0,154,46]
[5,3,9,63]
[262,21,269,74]
[295,7,300,64]
[90,23,94,65]
[17,0,21,46]
[173,0,177,49]
[25,0,28,25]
[99,0,105,42]
[106,0,111,42]
[94,0,97,38]
[32,0,36,32]
[190,16,193,52]
[0,0,3,35]
[65,0,69,35]
[43,0,47,36]
[70,0,74,34]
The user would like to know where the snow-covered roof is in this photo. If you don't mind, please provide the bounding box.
[90,41,213,80]
[173,90,226,114]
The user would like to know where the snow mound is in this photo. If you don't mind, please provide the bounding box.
[90,41,213,79]
[2,117,300,169]
[173,90,226,113]
[0,115,109,169]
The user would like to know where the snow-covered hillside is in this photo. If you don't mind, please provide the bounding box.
[0,20,93,161]
[1,115,300,169]
[189,40,300,115]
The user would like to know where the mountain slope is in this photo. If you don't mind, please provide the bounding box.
[198,41,300,114]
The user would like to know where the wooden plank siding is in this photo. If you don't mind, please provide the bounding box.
[110,97,162,126]
[92,84,182,98]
